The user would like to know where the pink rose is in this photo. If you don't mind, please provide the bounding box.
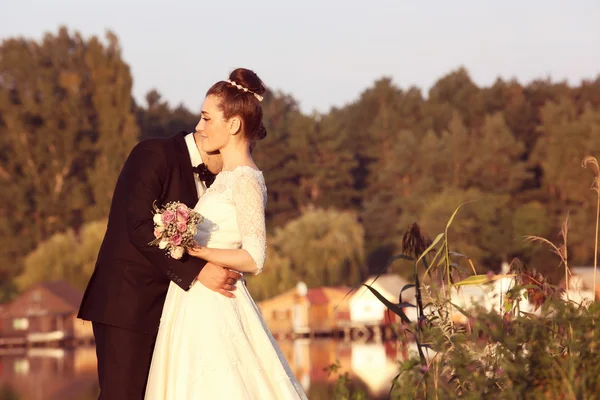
[170,233,182,246]
[176,205,190,222]
[153,228,163,239]
[162,210,176,224]
[177,222,187,233]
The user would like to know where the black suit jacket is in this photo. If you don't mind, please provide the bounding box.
[78,132,206,334]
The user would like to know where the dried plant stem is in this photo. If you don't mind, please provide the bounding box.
[582,155,599,300]
[594,193,599,299]
[552,359,577,400]
[524,213,570,293]
[444,242,454,325]
[562,215,570,293]
[433,356,440,400]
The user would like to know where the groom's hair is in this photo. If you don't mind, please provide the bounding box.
[207,68,267,143]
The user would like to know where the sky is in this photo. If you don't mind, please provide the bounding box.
[1,0,599,114]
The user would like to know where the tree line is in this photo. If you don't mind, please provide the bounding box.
[1,27,599,301]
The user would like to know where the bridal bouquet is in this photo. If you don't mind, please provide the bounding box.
[149,201,203,259]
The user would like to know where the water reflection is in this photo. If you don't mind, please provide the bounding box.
[0,340,413,399]
[0,347,98,400]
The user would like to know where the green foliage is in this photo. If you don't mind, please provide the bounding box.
[245,244,296,302]
[388,301,600,400]
[419,188,512,270]
[253,93,313,227]
[322,362,368,400]
[342,198,600,399]
[427,67,483,130]
[136,89,199,140]
[531,100,600,264]
[0,27,137,281]
[0,280,18,303]
[533,99,600,205]
[16,220,106,291]
[1,26,599,400]
[271,208,366,287]
[246,209,367,300]
[298,111,359,210]
[2,27,600,295]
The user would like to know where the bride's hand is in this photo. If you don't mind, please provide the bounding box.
[187,246,208,259]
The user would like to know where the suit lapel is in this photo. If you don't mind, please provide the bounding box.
[173,131,199,207]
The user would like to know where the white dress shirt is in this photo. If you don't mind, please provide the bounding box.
[184,133,207,289]
[184,133,207,198]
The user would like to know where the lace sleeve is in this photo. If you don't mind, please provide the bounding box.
[231,170,267,274]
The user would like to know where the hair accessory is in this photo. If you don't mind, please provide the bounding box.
[226,80,263,102]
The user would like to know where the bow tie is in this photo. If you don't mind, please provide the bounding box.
[192,163,216,188]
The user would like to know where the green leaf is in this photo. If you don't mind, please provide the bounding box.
[388,372,404,399]
[451,273,515,287]
[449,262,468,274]
[372,254,415,277]
[449,301,473,319]
[492,274,516,281]
[448,251,469,259]
[398,302,417,308]
[399,283,416,303]
[518,284,540,290]
[401,283,416,292]
[445,201,474,231]
[362,284,411,324]
[520,311,538,319]
[452,274,491,286]
[416,233,444,266]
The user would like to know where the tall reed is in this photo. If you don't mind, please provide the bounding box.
[582,156,600,299]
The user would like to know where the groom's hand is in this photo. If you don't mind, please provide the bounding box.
[196,262,242,298]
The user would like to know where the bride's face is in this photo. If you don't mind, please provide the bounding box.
[195,95,239,153]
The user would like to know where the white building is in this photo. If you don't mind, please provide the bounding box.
[449,262,534,322]
[348,274,415,326]
[564,266,597,303]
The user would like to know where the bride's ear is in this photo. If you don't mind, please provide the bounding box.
[228,117,242,135]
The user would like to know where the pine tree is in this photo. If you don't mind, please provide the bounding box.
[463,112,530,193]
[253,92,308,227]
[0,27,138,278]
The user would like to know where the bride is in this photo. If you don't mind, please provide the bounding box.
[144,68,307,400]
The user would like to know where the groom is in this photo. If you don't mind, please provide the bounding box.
[78,131,242,400]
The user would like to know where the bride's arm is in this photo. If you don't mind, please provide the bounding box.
[187,247,258,274]
[187,173,266,275]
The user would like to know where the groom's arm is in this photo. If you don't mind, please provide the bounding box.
[123,140,204,290]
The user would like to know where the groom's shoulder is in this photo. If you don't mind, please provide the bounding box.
[132,137,165,153]
[131,133,182,156]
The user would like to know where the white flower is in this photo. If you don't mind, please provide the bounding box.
[170,246,184,259]
[159,239,169,249]
[153,213,164,226]
[189,225,198,235]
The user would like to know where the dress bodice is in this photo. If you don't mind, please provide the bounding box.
[193,166,267,273]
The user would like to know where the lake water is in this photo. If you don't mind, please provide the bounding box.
[0,339,414,399]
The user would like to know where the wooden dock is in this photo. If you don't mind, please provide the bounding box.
[0,324,402,348]
[0,336,27,348]
[270,324,399,342]
[0,332,94,349]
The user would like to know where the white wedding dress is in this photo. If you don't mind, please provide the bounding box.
[145,166,307,400]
